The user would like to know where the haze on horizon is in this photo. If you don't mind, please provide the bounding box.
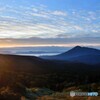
[0,0,100,48]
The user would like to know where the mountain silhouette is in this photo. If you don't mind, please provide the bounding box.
[41,46,100,64]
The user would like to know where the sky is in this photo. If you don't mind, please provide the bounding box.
[0,0,100,48]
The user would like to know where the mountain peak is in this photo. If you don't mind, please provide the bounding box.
[69,46,84,52]
[60,46,100,56]
[73,46,82,49]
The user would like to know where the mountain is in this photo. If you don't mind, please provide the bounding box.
[40,46,100,65]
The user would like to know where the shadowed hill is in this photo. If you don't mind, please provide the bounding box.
[0,54,46,73]
[0,53,100,75]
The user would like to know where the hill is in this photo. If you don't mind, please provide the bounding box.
[0,54,46,73]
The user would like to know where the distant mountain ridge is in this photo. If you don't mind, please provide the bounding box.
[40,46,100,65]
[0,46,100,74]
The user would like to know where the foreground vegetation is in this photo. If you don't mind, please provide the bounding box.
[0,70,100,100]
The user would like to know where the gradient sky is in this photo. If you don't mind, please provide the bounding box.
[0,0,100,47]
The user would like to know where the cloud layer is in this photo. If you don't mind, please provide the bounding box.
[0,0,99,47]
[0,37,100,48]
[0,3,99,38]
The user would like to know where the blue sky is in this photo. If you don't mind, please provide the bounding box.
[0,0,100,47]
[0,0,99,11]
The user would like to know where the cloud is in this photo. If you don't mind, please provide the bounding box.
[51,11,67,16]
[0,4,99,40]
[0,37,100,47]
[73,26,83,31]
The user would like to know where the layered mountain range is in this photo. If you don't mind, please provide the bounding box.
[0,46,100,74]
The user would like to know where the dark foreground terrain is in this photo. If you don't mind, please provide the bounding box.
[0,46,100,100]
